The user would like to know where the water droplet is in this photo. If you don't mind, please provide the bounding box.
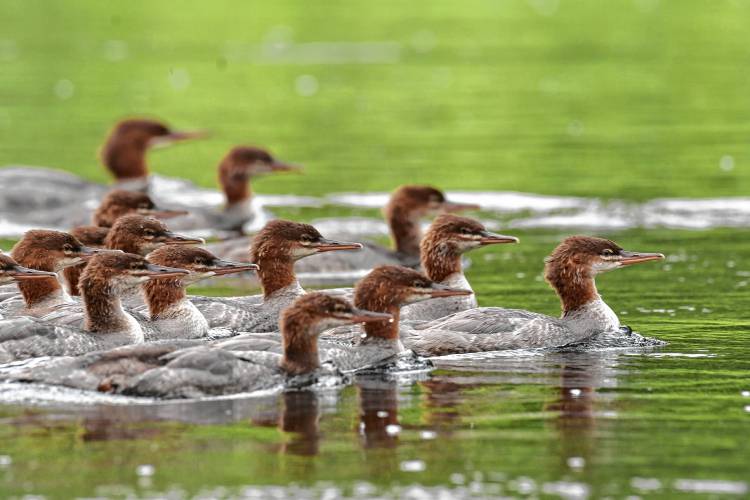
[399,460,425,472]
[720,155,735,172]
[168,68,191,91]
[295,74,318,97]
[420,430,437,440]
[567,456,585,469]
[744,405,750,413]
[103,40,128,61]
[569,388,582,397]
[376,410,389,418]
[136,464,155,477]
[385,424,401,436]
[741,391,750,397]
[54,79,74,100]
[0,455,11,467]
[450,473,466,485]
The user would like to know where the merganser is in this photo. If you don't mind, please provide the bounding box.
[0,252,188,362]
[133,246,259,340]
[401,214,518,321]
[8,293,390,399]
[311,265,471,369]
[102,118,207,192]
[0,254,57,319]
[209,184,480,279]
[167,146,300,235]
[62,214,204,299]
[401,236,665,356]
[0,230,103,317]
[0,119,205,227]
[63,190,188,295]
[191,219,363,332]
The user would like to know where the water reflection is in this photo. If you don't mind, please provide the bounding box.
[357,379,400,449]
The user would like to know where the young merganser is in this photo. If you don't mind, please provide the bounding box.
[0,119,204,227]
[0,254,57,319]
[167,146,300,235]
[401,236,664,356]
[191,219,363,332]
[314,265,471,369]
[209,184,480,278]
[0,252,188,362]
[0,230,103,317]
[8,293,390,399]
[64,191,189,295]
[133,246,259,340]
[401,214,518,321]
[62,214,204,298]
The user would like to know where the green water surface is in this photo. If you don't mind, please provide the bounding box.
[1,1,749,498]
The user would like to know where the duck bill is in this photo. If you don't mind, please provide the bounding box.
[619,251,665,266]
[314,239,364,253]
[270,161,303,173]
[208,260,260,276]
[7,266,57,281]
[441,201,481,213]
[139,208,189,219]
[79,246,112,261]
[162,231,205,245]
[479,231,519,246]
[348,308,394,324]
[426,283,473,298]
[149,130,208,148]
[134,263,190,280]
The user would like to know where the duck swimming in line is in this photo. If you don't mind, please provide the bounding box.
[0,119,205,229]
[166,146,301,235]
[62,214,204,298]
[64,190,189,295]
[0,252,188,363]
[191,219,363,332]
[133,246,259,340]
[0,254,57,318]
[401,236,664,356]
[208,185,479,282]
[0,230,105,317]
[7,293,391,399]
[401,214,518,321]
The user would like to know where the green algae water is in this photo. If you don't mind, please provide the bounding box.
[2,0,750,498]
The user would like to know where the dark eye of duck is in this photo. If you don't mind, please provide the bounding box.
[460,227,473,235]
[333,303,348,313]
[194,257,206,266]
[62,243,74,253]
[138,203,150,209]
[143,228,155,238]
[130,261,144,270]
[602,248,616,256]
[299,234,314,244]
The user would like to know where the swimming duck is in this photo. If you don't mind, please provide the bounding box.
[166,146,300,235]
[208,184,480,281]
[7,293,390,399]
[401,214,518,321]
[0,252,188,362]
[0,119,204,230]
[133,246,259,340]
[0,230,104,317]
[191,219,363,332]
[0,254,57,318]
[401,236,664,356]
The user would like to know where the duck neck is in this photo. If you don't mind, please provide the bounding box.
[142,278,186,319]
[362,306,400,343]
[63,264,85,296]
[81,279,132,333]
[257,255,299,299]
[546,264,602,316]
[223,179,251,208]
[107,144,148,180]
[16,259,64,308]
[388,208,421,257]
[421,241,463,282]
[280,321,320,376]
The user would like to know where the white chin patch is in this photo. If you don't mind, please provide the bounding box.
[404,292,432,305]
[456,238,481,251]
[292,246,317,259]
[592,260,621,274]
[183,272,213,284]
[141,242,164,254]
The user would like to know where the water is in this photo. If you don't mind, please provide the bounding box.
[2,0,750,498]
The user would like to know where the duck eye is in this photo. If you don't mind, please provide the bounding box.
[62,244,73,253]
[602,248,615,256]
[143,229,155,237]
[130,262,143,270]
[300,234,313,243]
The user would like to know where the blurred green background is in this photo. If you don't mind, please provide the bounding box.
[1,0,749,199]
